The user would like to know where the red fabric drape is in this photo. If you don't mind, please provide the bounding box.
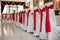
[16,12,18,22]
[10,14,12,20]
[40,8,45,32]
[19,11,22,24]
[45,5,54,32]
[2,14,3,19]
[18,13,20,23]
[3,14,7,19]
[6,14,10,18]
[34,9,39,31]
[27,10,31,26]
[10,13,15,21]
[22,10,26,25]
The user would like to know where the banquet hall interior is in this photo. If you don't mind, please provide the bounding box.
[0,0,60,40]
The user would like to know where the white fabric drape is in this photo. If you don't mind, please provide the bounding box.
[27,13,34,32]
[33,12,40,36]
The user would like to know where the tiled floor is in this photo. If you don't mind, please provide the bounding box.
[0,19,40,40]
[56,15,60,25]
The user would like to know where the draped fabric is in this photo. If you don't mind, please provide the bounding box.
[49,5,57,26]
[2,14,7,19]
[34,10,36,31]
[22,10,26,25]
[27,10,31,26]
[10,14,11,20]
[39,3,53,39]
[14,13,17,23]
[16,13,18,22]
[6,14,10,19]
[39,5,47,39]
[47,4,57,40]
[40,8,45,32]
[21,10,27,30]
[11,13,15,21]
[45,6,51,32]
[48,5,56,25]
[16,13,19,22]
[33,9,40,36]
[34,9,39,31]
[2,14,4,19]
[5,14,7,19]
[19,11,22,23]
[24,11,28,30]
[16,12,20,26]
[10,14,13,20]
[25,11,27,26]
[17,12,21,23]
[47,4,54,40]
[27,12,34,32]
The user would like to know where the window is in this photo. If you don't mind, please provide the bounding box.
[2,5,23,14]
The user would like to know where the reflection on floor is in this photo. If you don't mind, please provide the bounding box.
[0,19,39,40]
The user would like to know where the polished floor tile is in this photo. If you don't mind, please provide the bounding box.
[0,19,40,40]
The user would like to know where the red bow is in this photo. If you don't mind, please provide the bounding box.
[49,5,54,9]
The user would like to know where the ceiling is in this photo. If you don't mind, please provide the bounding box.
[1,0,26,2]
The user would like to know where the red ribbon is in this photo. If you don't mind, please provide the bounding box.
[23,10,26,25]
[2,14,4,19]
[27,10,31,26]
[5,14,7,19]
[16,12,18,22]
[10,13,15,21]
[49,5,54,9]
[2,14,7,19]
[19,12,21,22]
[40,8,45,32]
[19,11,22,24]
[9,14,11,19]
[45,4,53,32]
[6,14,10,18]
[34,9,39,31]
[10,14,13,20]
